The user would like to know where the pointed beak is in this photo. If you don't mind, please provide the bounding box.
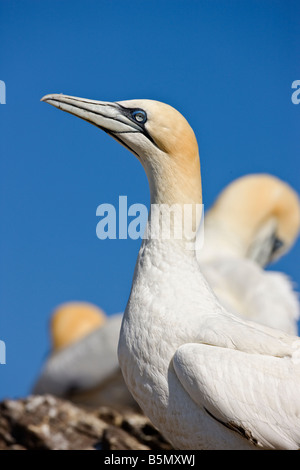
[41,93,140,135]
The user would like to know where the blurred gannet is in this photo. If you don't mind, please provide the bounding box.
[33,303,133,408]
[201,174,300,266]
[41,94,300,449]
[200,175,300,334]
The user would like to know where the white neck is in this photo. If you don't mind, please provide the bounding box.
[141,152,203,255]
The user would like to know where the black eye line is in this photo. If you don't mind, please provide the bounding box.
[116,103,161,150]
[128,109,145,125]
[116,104,147,126]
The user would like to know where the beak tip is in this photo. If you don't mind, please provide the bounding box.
[41,94,52,103]
[41,93,64,103]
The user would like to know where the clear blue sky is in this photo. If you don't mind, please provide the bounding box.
[0,0,299,401]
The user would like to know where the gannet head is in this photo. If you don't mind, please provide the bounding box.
[41,94,201,207]
[206,174,300,266]
[50,301,106,352]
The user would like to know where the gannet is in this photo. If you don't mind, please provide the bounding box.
[33,305,134,408]
[200,175,300,334]
[41,94,300,449]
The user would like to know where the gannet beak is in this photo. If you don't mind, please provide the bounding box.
[41,93,142,136]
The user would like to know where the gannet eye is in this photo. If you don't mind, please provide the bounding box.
[131,110,147,124]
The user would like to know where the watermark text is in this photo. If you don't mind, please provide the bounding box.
[291,80,300,105]
[0,80,6,104]
[96,196,204,250]
[0,340,6,365]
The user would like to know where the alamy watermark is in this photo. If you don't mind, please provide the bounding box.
[291,80,300,105]
[0,80,6,104]
[0,340,6,365]
[0,80,8,365]
[96,196,205,250]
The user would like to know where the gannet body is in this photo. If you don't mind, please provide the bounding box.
[41,94,300,449]
[201,257,299,334]
[33,177,299,407]
[200,175,300,334]
[121,236,300,449]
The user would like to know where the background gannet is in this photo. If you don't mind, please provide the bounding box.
[201,174,300,266]
[41,94,300,449]
[33,305,134,408]
[200,174,300,334]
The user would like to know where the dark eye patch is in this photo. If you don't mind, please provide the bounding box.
[115,103,160,150]
[271,236,284,255]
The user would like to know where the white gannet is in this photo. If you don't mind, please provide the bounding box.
[200,174,300,334]
[41,94,300,449]
[33,304,133,408]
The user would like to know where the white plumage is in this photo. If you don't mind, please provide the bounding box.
[199,174,300,334]
[201,257,299,335]
[41,94,300,449]
[118,234,300,449]
[32,175,300,407]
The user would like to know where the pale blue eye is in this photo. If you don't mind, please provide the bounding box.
[132,109,147,124]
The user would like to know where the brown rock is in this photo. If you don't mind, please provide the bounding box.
[0,395,172,450]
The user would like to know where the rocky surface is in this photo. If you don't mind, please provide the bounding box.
[0,394,172,450]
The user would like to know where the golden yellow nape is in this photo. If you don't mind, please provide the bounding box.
[50,302,107,352]
[208,174,300,252]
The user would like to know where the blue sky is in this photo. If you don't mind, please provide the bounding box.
[0,0,299,400]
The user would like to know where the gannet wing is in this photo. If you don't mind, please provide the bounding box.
[33,313,123,396]
[202,258,300,335]
[173,342,300,449]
